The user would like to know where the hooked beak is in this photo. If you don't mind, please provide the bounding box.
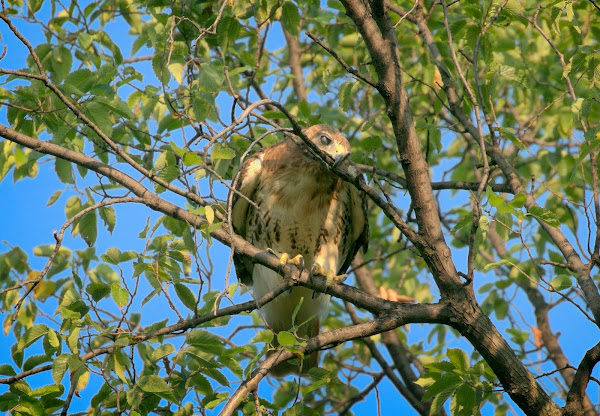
[332,153,349,168]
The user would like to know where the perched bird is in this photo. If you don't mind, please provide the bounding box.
[229,125,369,375]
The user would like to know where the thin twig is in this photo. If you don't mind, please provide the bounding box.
[305,31,378,88]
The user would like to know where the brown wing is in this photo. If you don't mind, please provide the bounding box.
[229,141,289,285]
[229,151,264,286]
[337,176,369,275]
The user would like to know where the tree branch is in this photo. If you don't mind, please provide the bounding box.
[283,27,307,102]
[338,2,563,414]
[565,341,600,415]
[218,302,448,416]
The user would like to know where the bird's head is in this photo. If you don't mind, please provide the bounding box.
[302,124,351,167]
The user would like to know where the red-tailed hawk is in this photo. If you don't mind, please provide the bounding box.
[230,125,369,374]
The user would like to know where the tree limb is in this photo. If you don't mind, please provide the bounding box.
[218,302,448,416]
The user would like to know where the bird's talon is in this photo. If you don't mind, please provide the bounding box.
[279,252,289,266]
[311,263,347,285]
[311,262,327,276]
[278,253,304,269]
[325,270,335,285]
[333,273,348,283]
[289,254,304,268]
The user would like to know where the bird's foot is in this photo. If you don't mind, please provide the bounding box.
[279,253,305,269]
[266,249,305,269]
[311,262,347,284]
[272,252,305,291]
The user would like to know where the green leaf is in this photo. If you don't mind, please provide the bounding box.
[12,397,45,416]
[51,45,72,82]
[339,81,354,112]
[65,68,96,96]
[499,127,526,149]
[112,348,129,383]
[46,190,62,206]
[86,282,111,302]
[0,364,16,376]
[251,330,274,344]
[452,212,473,233]
[151,344,175,362]
[114,336,131,348]
[509,193,526,208]
[52,354,70,385]
[152,54,171,84]
[277,331,297,347]
[198,63,223,93]
[211,143,236,160]
[77,33,93,49]
[422,373,462,400]
[283,402,320,416]
[138,217,151,239]
[281,3,300,36]
[137,375,171,393]
[168,61,185,85]
[46,330,60,348]
[85,102,113,134]
[102,247,121,264]
[550,274,572,291]
[67,327,80,354]
[111,283,129,307]
[29,383,63,398]
[17,324,49,353]
[527,206,560,228]
[183,152,202,166]
[79,211,98,246]
[430,387,457,416]
[494,298,509,320]
[23,354,51,372]
[507,328,530,345]
[486,186,505,207]
[482,259,513,271]
[447,348,469,371]
[204,392,230,410]
[55,158,74,184]
[99,206,116,234]
[186,330,223,354]
[174,283,197,311]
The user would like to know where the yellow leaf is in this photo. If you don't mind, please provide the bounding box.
[75,369,90,392]
[205,205,214,224]
[168,62,184,84]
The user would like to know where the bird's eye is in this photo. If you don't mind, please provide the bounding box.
[320,135,332,146]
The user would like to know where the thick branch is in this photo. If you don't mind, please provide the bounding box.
[565,341,600,415]
[282,28,307,102]
[340,0,462,294]
[219,302,448,416]
[338,2,562,414]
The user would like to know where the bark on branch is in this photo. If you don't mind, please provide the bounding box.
[337,1,562,414]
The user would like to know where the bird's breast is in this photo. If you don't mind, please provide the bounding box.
[247,167,345,268]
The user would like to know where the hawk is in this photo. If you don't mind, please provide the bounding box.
[229,125,369,374]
